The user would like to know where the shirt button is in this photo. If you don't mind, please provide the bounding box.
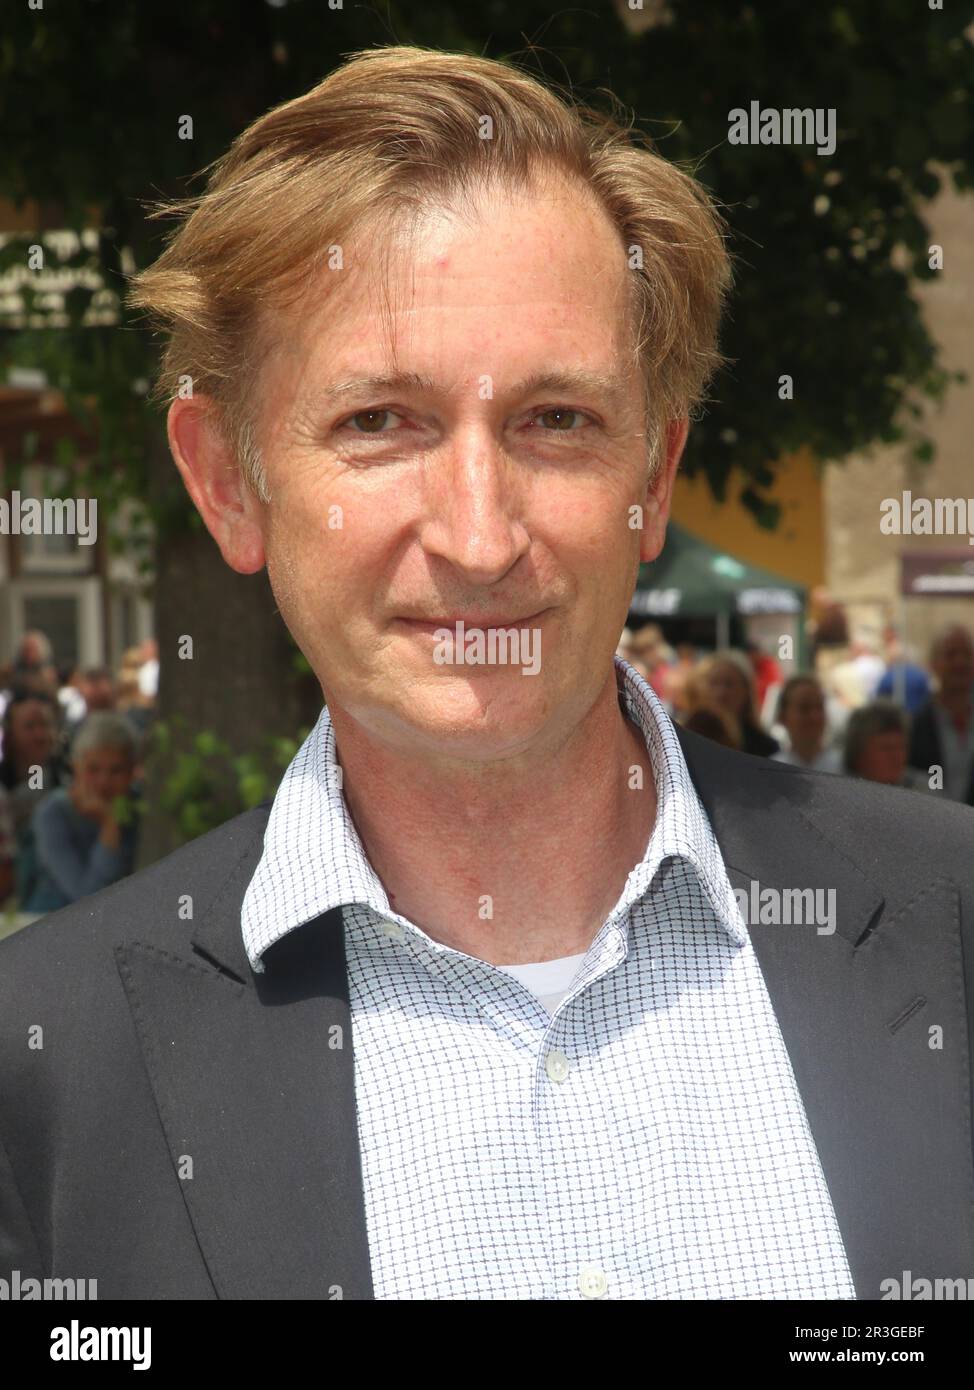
[381,922,405,942]
[578,1267,608,1298]
[544,1049,570,1083]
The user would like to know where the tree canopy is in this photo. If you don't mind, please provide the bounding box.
[2,0,970,528]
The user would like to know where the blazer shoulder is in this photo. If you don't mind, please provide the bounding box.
[0,801,271,986]
[774,754,974,915]
[678,722,974,890]
[764,748,973,826]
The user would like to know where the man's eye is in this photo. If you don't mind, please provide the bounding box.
[342,409,404,433]
[533,408,588,431]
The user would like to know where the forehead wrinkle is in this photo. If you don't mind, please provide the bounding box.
[280,182,639,431]
[296,366,634,418]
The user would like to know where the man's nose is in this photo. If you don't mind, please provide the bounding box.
[419,432,530,586]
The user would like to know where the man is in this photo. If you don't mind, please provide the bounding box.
[9,630,60,702]
[908,624,974,805]
[875,624,931,716]
[2,46,974,1302]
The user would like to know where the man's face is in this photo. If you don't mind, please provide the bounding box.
[83,675,116,711]
[933,630,974,697]
[231,177,678,762]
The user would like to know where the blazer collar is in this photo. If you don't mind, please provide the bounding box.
[674,723,885,946]
[118,816,374,1298]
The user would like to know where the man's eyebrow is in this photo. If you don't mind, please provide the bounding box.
[317,373,437,402]
[305,368,630,409]
[506,370,629,405]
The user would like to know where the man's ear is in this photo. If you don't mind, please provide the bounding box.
[638,417,689,565]
[167,397,266,575]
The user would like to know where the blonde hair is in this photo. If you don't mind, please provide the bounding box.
[127,45,733,499]
[702,649,762,727]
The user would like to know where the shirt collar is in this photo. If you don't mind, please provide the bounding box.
[611,655,747,946]
[241,655,746,972]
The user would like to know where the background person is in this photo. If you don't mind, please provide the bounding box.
[117,645,157,754]
[0,692,68,834]
[908,624,974,804]
[9,630,60,701]
[23,713,140,913]
[628,623,674,705]
[665,641,699,721]
[844,700,930,792]
[0,692,71,911]
[59,664,119,741]
[679,659,742,748]
[136,638,159,700]
[772,675,840,772]
[682,705,740,749]
[745,639,784,727]
[875,624,931,715]
[701,649,779,757]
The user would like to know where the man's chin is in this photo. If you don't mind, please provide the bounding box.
[383,678,553,760]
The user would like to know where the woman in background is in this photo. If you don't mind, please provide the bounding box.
[843,701,931,792]
[0,692,68,818]
[772,675,841,772]
[701,650,780,758]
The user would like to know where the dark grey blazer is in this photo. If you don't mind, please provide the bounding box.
[2,726,973,1300]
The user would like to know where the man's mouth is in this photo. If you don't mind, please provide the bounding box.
[396,610,549,633]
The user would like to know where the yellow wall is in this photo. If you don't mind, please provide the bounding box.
[670,447,824,590]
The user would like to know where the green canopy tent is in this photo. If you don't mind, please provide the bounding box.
[630,522,807,660]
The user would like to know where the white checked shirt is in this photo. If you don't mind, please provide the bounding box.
[241,657,855,1300]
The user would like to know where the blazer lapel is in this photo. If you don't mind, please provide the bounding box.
[115,812,374,1300]
[677,726,974,1296]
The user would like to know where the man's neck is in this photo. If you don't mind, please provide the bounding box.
[329,670,658,966]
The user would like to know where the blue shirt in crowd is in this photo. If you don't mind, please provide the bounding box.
[24,788,139,913]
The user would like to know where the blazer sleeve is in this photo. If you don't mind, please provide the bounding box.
[0,1127,44,1282]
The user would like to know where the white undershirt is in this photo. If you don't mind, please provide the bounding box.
[491,951,588,1015]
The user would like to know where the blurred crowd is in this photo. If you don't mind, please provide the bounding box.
[0,631,158,916]
[618,619,974,801]
[2,612,972,921]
